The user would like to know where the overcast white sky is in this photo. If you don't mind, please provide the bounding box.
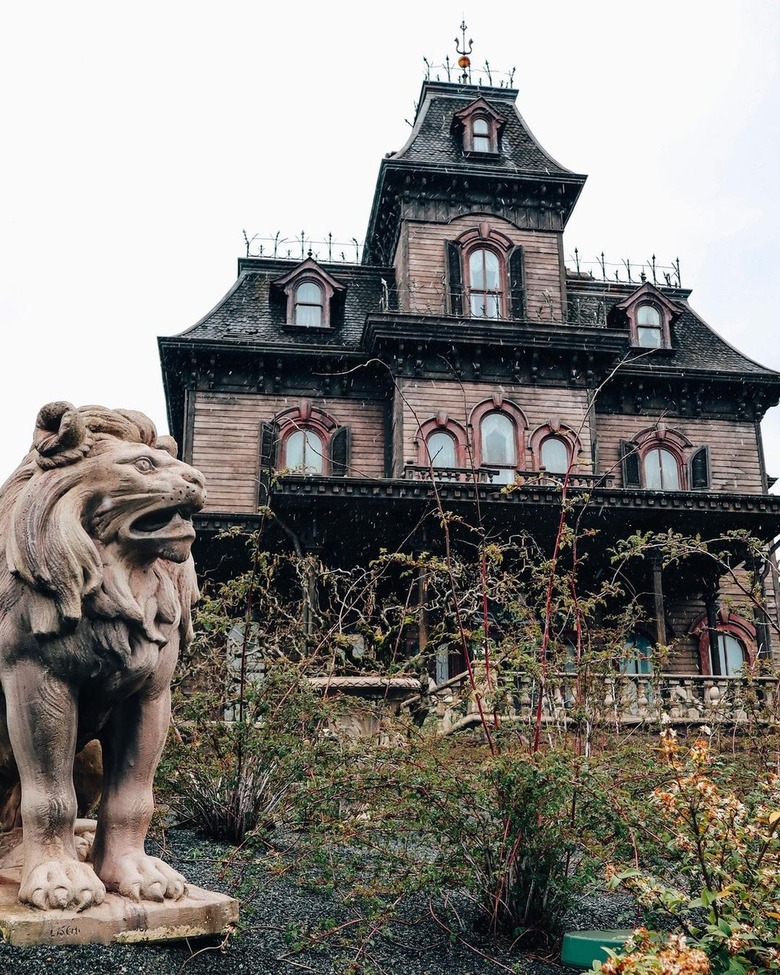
[2,1,779,483]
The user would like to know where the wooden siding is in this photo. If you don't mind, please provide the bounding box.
[396,379,592,469]
[192,392,386,513]
[596,414,764,493]
[396,215,564,321]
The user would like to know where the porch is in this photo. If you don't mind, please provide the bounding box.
[432,671,780,733]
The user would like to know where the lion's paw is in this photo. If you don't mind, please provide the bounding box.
[74,819,97,863]
[98,853,187,902]
[20,857,106,912]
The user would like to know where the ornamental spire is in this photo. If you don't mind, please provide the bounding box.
[454,20,473,84]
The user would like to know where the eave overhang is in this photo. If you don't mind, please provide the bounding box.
[194,478,780,544]
[612,361,780,419]
[158,335,368,444]
[617,359,780,386]
[364,158,587,265]
[362,313,628,359]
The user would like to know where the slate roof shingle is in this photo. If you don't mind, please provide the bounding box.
[177,259,390,352]
[566,279,778,378]
[392,82,575,176]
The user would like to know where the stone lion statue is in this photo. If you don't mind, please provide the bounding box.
[0,402,205,911]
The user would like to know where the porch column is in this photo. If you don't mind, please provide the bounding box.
[652,556,666,650]
[749,555,771,660]
[300,519,322,637]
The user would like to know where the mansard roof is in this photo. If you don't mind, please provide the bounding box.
[165,256,779,384]
[567,275,780,380]
[654,303,780,379]
[167,257,391,352]
[364,81,587,264]
[391,81,577,175]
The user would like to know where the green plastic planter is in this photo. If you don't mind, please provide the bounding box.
[561,929,633,969]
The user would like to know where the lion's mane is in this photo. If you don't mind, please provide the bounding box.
[0,402,198,642]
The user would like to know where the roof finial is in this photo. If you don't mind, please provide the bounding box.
[454,20,473,84]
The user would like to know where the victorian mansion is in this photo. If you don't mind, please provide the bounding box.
[159,69,780,688]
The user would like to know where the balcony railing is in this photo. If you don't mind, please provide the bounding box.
[432,672,780,732]
[402,465,614,489]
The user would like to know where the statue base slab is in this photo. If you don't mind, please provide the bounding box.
[0,873,239,946]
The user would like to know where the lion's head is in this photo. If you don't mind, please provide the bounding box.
[0,402,206,639]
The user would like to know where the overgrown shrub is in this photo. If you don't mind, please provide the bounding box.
[460,748,591,942]
[602,731,780,974]
[154,516,780,964]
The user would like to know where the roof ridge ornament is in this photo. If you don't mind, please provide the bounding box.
[455,20,473,84]
[423,30,514,88]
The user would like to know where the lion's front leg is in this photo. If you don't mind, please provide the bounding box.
[3,662,105,911]
[92,685,186,902]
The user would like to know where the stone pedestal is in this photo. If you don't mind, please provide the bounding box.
[0,870,239,946]
[0,826,238,945]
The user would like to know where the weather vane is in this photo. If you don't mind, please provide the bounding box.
[454,20,473,84]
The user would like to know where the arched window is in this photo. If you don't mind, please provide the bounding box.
[470,398,527,479]
[416,413,468,473]
[540,436,570,475]
[692,612,755,676]
[620,425,693,491]
[260,400,351,484]
[472,117,491,153]
[293,281,324,327]
[283,428,324,474]
[714,634,747,676]
[636,304,663,348]
[643,446,680,490]
[425,430,457,468]
[468,248,502,319]
[480,412,517,483]
[447,225,520,321]
[529,421,580,475]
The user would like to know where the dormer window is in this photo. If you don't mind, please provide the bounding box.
[471,117,492,153]
[636,304,662,348]
[294,281,324,327]
[611,282,680,350]
[273,257,345,330]
[453,97,505,157]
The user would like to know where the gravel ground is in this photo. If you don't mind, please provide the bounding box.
[0,828,640,975]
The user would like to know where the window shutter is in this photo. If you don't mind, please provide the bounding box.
[258,421,279,501]
[690,445,710,490]
[508,246,525,320]
[329,425,350,476]
[620,440,641,488]
[446,241,463,318]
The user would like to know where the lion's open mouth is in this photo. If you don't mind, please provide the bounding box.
[131,506,194,535]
